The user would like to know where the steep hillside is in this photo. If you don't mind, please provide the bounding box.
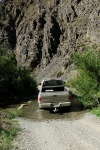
[0,0,100,81]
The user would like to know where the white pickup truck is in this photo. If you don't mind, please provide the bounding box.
[38,78,72,111]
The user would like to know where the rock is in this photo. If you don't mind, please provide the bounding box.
[27,101,32,104]
[17,104,27,110]
[0,0,99,82]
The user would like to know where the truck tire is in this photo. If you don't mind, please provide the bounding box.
[67,106,71,112]
[61,106,71,112]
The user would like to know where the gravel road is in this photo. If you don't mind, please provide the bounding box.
[13,112,100,150]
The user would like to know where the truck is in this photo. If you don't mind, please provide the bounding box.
[38,78,72,111]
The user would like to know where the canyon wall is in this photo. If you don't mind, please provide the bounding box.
[0,0,100,81]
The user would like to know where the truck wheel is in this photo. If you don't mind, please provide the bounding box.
[60,106,71,112]
[67,106,71,112]
[62,106,71,112]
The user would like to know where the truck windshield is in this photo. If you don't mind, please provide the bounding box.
[43,80,63,86]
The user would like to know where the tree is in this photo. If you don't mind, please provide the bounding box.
[0,48,37,105]
[67,46,100,107]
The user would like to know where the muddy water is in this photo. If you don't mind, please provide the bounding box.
[21,99,89,121]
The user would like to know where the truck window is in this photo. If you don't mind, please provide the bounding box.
[42,80,64,92]
[43,80,63,87]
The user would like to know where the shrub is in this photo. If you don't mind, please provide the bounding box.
[92,106,100,117]
[0,109,20,149]
[0,48,37,105]
[67,46,100,107]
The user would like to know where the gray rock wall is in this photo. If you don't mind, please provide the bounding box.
[0,0,100,81]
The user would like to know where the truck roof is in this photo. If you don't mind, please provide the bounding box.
[42,78,63,82]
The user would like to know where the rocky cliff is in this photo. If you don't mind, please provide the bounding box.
[0,0,100,81]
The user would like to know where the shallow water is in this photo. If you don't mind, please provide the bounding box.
[21,99,89,121]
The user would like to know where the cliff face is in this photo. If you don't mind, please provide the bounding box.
[0,0,100,81]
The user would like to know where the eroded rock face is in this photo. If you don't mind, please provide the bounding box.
[0,0,100,81]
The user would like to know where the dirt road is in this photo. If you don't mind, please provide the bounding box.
[13,112,100,150]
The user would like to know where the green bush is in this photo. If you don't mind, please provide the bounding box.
[0,126,18,150]
[0,48,37,105]
[92,106,100,117]
[67,46,100,107]
[5,109,23,119]
[0,109,19,150]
